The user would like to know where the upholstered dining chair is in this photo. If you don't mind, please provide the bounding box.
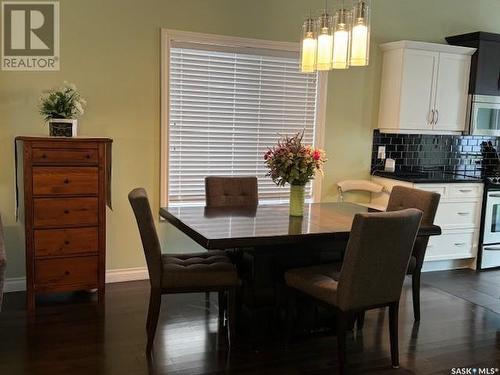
[0,215,6,311]
[285,209,423,373]
[205,176,258,208]
[386,186,440,321]
[128,188,239,352]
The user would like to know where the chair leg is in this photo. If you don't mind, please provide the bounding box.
[389,301,400,369]
[337,311,348,375]
[412,270,421,321]
[218,291,226,325]
[356,311,365,330]
[227,288,236,349]
[146,288,162,353]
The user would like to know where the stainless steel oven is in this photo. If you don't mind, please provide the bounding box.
[480,189,500,269]
[469,95,500,136]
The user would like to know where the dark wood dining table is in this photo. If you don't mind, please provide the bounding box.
[160,202,441,338]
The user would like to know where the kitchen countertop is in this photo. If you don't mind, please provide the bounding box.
[373,170,484,184]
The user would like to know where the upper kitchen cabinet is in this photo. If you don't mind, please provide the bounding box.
[446,32,500,96]
[378,41,475,134]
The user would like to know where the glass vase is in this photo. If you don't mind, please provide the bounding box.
[289,184,306,217]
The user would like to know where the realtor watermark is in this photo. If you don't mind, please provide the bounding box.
[1,1,59,70]
[451,368,499,374]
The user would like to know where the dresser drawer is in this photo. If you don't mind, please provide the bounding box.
[33,167,98,196]
[426,231,474,260]
[434,201,479,228]
[34,227,99,257]
[35,256,98,289]
[32,148,98,164]
[33,197,99,228]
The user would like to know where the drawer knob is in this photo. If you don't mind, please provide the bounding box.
[64,240,70,245]
[65,271,70,275]
[64,178,70,184]
[64,209,69,214]
[86,154,91,159]
[42,154,47,159]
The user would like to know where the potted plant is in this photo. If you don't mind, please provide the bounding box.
[39,82,86,137]
[264,131,327,216]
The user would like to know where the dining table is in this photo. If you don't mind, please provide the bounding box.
[160,202,441,338]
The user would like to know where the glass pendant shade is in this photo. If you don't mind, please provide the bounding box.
[332,8,351,69]
[300,17,317,73]
[316,12,333,71]
[350,0,370,66]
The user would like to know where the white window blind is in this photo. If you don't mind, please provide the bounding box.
[168,44,319,205]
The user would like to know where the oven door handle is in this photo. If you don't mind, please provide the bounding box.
[488,194,500,198]
[483,246,500,251]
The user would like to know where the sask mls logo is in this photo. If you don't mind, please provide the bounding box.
[1,1,59,70]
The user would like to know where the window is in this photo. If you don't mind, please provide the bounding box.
[161,30,327,206]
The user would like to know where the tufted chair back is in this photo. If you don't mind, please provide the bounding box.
[128,188,163,289]
[205,176,258,208]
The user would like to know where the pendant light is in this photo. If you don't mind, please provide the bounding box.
[316,10,334,71]
[332,7,352,69]
[350,0,371,67]
[300,15,317,73]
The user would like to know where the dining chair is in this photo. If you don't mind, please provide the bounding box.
[285,208,423,373]
[386,186,440,321]
[205,176,258,208]
[0,214,6,311]
[128,188,239,352]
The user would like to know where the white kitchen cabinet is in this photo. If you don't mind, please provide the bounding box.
[370,177,483,269]
[378,41,475,134]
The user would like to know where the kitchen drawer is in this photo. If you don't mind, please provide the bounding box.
[417,185,447,197]
[447,184,482,199]
[426,231,474,260]
[34,227,99,257]
[35,256,98,288]
[33,167,98,196]
[32,148,98,165]
[434,201,479,228]
[33,197,99,228]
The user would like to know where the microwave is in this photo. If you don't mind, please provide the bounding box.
[469,95,500,136]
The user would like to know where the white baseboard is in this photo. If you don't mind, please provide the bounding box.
[3,267,149,293]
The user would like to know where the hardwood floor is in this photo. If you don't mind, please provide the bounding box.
[0,271,499,374]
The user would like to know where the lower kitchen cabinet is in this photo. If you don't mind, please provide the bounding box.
[371,177,483,269]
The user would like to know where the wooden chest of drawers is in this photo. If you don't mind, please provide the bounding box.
[16,137,112,310]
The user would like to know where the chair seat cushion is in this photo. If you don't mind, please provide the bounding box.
[162,251,238,290]
[284,263,342,306]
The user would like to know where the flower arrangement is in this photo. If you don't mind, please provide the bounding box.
[264,131,327,187]
[39,81,86,121]
[264,131,327,216]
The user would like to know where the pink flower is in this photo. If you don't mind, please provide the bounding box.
[313,150,321,161]
[264,150,272,160]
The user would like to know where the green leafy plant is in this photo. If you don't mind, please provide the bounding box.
[264,131,327,187]
[39,81,86,121]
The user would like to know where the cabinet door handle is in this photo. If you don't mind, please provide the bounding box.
[497,65,500,91]
[435,109,439,125]
[429,110,435,125]
[458,189,472,193]
[484,246,500,251]
[454,242,466,247]
[457,212,470,216]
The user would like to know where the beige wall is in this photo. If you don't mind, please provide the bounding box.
[1,0,500,279]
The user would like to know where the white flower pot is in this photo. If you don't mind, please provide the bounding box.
[48,119,78,137]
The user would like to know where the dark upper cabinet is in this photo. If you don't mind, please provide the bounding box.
[446,32,500,96]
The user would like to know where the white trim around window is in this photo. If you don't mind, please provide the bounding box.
[160,29,328,207]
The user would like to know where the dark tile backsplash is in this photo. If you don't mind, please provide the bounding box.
[371,130,500,177]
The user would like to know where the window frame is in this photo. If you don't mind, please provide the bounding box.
[160,29,328,208]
